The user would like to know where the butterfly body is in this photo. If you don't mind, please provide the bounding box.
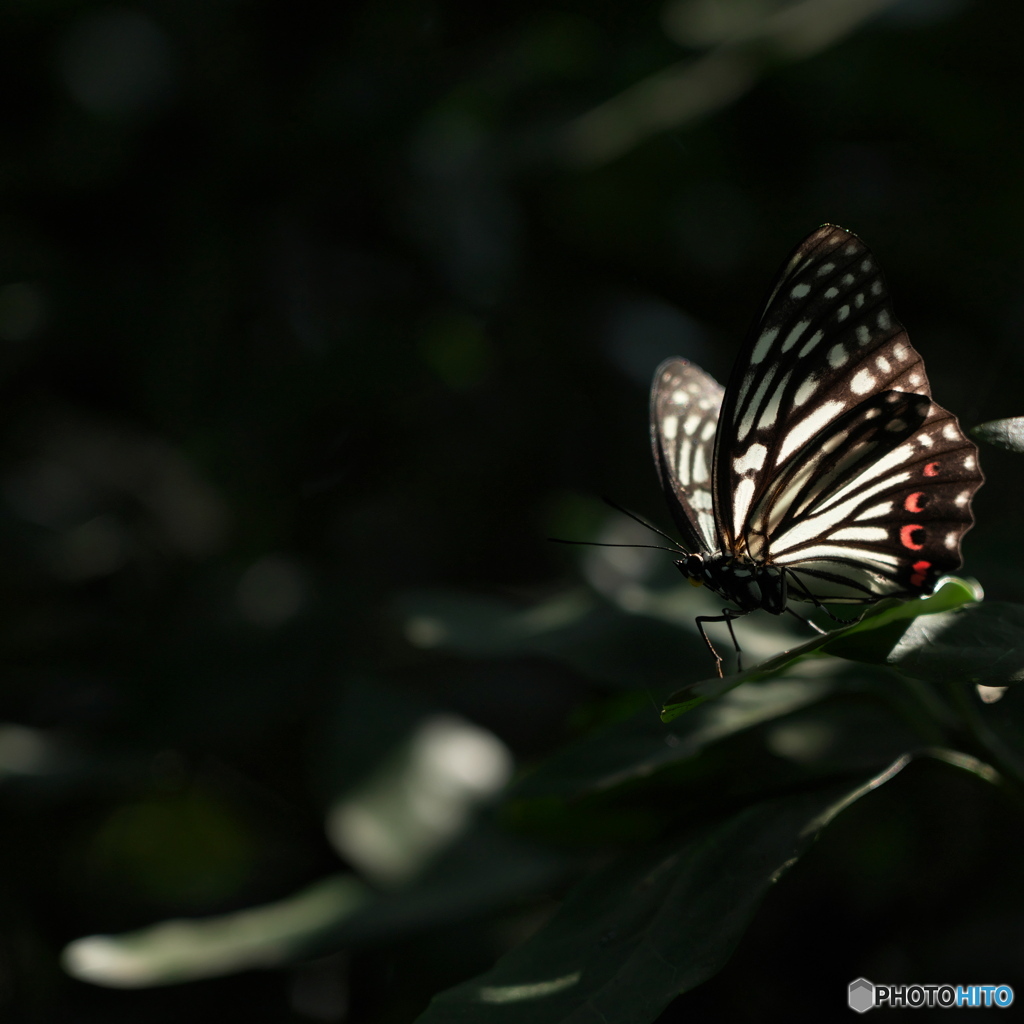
[676,552,787,614]
[650,225,983,675]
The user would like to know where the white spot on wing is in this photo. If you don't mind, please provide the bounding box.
[737,365,778,441]
[885,418,906,432]
[832,526,888,542]
[692,446,710,483]
[732,477,756,533]
[955,492,968,508]
[875,355,891,373]
[854,293,865,308]
[677,439,691,485]
[842,273,855,285]
[824,287,839,299]
[662,416,678,440]
[793,377,817,406]
[871,280,882,295]
[861,259,873,271]
[816,262,835,276]
[798,330,824,357]
[837,305,850,321]
[877,309,891,329]
[756,369,792,432]
[893,343,908,361]
[942,422,959,441]
[671,390,686,406]
[791,283,811,298]
[964,455,976,470]
[701,419,717,441]
[776,400,844,464]
[736,370,756,409]
[850,368,876,395]
[856,325,872,345]
[857,501,893,520]
[751,328,779,364]
[684,414,701,436]
[828,344,848,368]
[945,532,957,549]
[735,442,768,475]
[781,320,811,353]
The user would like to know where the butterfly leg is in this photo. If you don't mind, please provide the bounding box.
[695,610,745,678]
[721,609,744,672]
[786,606,828,635]
[784,570,859,627]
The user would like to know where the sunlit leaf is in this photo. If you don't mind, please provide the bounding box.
[62,875,369,988]
[661,577,981,720]
[971,416,1024,453]
[883,603,1024,686]
[514,677,832,800]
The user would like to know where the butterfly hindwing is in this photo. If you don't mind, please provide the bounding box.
[757,391,980,601]
[650,358,723,553]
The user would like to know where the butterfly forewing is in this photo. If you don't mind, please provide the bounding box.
[712,225,936,552]
[650,358,723,553]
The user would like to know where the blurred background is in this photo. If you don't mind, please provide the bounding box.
[0,0,1022,1020]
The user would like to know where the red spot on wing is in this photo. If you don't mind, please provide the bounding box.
[923,462,940,477]
[904,491,927,513]
[910,559,931,587]
[900,524,925,550]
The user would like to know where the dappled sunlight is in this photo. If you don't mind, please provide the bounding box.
[326,715,513,886]
[479,971,581,1003]
[61,876,367,988]
[563,0,902,165]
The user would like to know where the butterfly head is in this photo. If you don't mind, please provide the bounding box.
[675,552,706,587]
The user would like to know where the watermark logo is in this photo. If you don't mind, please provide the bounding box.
[848,978,1015,1012]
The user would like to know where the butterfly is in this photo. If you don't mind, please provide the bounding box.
[650,224,984,676]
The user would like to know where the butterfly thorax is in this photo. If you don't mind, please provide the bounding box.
[675,552,787,614]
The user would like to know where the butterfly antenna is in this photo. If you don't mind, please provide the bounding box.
[599,496,685,550]
[547,538,684,555]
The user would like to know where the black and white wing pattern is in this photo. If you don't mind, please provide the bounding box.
[651,223,983,609]
[650,358,723,554]
[711,224,982,602]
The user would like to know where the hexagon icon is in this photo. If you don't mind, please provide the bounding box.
[848,978,875,1013]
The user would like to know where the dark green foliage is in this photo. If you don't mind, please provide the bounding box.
[2,1,1024,1022]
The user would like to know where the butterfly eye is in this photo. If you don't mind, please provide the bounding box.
[685,554,704,575]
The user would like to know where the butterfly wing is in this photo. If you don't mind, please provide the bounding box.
[710,224,982,601]
[755,392,981,601]
[650,358,723,553]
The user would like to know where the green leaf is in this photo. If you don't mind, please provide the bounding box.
[62,875,370,988]
[514,677,832,801]
[661,577,981,721]
[63,829,569,987]
[971,416,1024,452]
[884,602,1024,686]
[416,758,913,1024]
[320,828,570,950]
